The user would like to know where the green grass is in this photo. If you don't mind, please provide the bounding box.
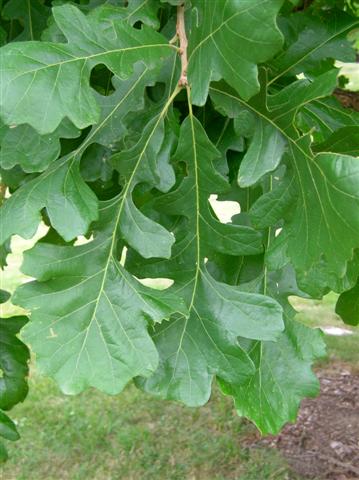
[291,293,359,368]
[1,375,302,480]
[1,234,358,479]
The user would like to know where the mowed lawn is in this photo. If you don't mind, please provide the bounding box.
[1,235,358,480]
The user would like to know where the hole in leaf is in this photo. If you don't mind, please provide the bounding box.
[74,235,94,246]
[60,125,91,156]
[132,21,142,30]
[138,278,174,290]
[209,195,241,223]
[147,82,166,102]
[90,64,114,96]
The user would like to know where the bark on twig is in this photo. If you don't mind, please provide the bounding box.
[0,183,7,207]
[176,4,188,87]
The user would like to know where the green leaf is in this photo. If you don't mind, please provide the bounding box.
[2,0,50,41]
[0,289,10,303]
[125,0,162,27]
[89,0,162,29]
[298,96,359,143]
[270,10,358,82]
[238,117,287,188]
[313,126,359,156]
[296,251,359,298]
[0,119,80,172]
[0,64,160,244]
[42,0,162,42]
[187,0,284,105]
[0,240,11,270]
[110,101,180,259]
[266,230,291,272]
[285,146,359,277]
[211,70,359,280]
[0,314,29,410]
[220,316,325,434]
[0,412,19,442]
[0,290,29,459]
[130,104,283,406]
[13,83,186,395]
[0,4,174,133]
[336,280,359,326]
[0,155,98,243]
[0,441,8,462]
[250,175,297,230]
[208,261,325,434]
[14,198,188,395]
[1,0,358,436]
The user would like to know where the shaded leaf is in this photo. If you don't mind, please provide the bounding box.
[14,198,188,395]
[2,0,50,41]
[313,126,359,156]
[221,315,325,434]
[187,0,284,104]
[110,88,180,259]
[214,261,325,434]
[0,314,29,410]
[0,291,29,457]
[211,70,359,280]
[336,280,359,326]
[250,175,297,230]
[0,412,19,442]
[0,155,98,244]
[0,119,80,172]
[89,0,162,29]
[238,118,287,187]
[296,251,359,298]
[129,107,283,406]
[270,10,358,82]
[0,64,160,244]
[298,96,359,143]
[0,4,174,133]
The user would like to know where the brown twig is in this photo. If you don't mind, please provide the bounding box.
[176,4,188,87]
[293,0,314,11]
[0,183,7,207]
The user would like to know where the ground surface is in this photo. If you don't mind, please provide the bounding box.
[258,366,359,480]
[0,235,358,480]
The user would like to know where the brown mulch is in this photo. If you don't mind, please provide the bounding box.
[334,89,359,111]
[257,367,359,479]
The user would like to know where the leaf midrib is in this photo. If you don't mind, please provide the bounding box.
[71,86,180,373]
[210,85,359,263]
[16,68,150,223]
[268,19,358,85]
[188,0,271,62]
[210,86,359,199]
[3,44,176,85]
[165,88,202,384]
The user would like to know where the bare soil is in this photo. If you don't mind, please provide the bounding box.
[259,365,359,479]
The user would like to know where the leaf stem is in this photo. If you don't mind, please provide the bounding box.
[169,33,178,45]
[177,4,188,86]
[186,85,201,309]
[263,175,273,295]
